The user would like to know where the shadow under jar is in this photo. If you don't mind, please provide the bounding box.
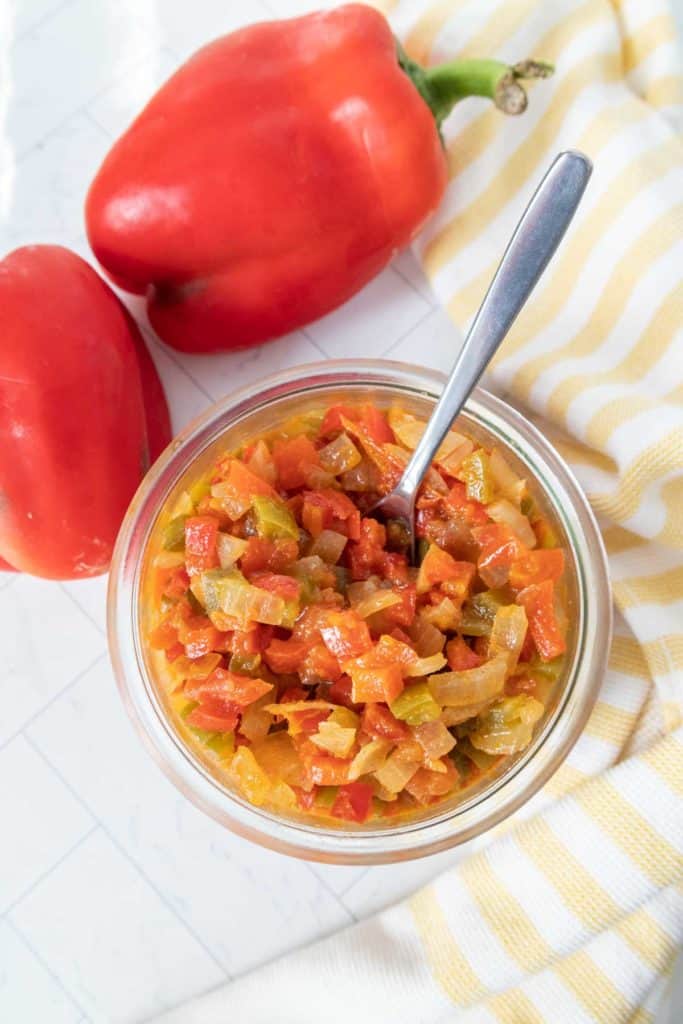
[108,359,611,864]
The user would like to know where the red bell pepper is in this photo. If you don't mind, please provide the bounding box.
[86,5,551,353]
[0,245,171,579]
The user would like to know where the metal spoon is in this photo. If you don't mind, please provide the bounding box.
[372,149,592,561]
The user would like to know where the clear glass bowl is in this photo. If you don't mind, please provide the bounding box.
[108,360,611,864]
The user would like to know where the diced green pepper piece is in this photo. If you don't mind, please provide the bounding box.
[163,516,187,551]
[460,449,495,504]
[229,652,262,676]
[390,682,441,725]
[459,589,506,636]
[189,477,212,506]
[527,654,564,682]
[252,496,299,541]
[205,732,235,759]
[417,537,430,564]
[459,738,499,772]
[520,495,535,518]
[314,786,338,810]
[200,568,243,613]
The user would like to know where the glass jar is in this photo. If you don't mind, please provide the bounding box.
[108,360,611,863]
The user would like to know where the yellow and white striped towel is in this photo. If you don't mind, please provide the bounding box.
[153,1,683,1021]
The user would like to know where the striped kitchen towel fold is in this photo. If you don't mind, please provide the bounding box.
[152,0,683,1021]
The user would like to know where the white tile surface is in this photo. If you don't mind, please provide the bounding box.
[0,575,105,747]
[9,829,226,1023]
[87,48,180,139]
[305,265,433,359]
[28,658,353,977]
[0,920,82,1024]
[0,737,94,913]
[0,112,109,250]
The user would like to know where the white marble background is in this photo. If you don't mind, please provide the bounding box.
[0,3,476,1021]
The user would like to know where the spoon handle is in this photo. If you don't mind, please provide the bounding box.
[394,149,592,501]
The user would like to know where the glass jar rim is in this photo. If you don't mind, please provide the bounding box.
[108,359,612,863]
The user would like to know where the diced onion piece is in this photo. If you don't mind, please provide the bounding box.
[216,533,248,569]
[412,720,456,759]
[489,449,527,506]
[318,432,362,475]
[348,738,393,781]
[154,550,186,569]
[440,700,494,726]
[403,652,447,677]
[340,458,379,492]
[421,597,461,632]
[388,410,473,473]
[353,589,402,619]
[270,781,297,809]
[210,480,252,519]
[246,439,277,485]
[409,616,446,657]
[171,653,222,680]
[264,700,336,717]
[470,695,544,755]
[201,568,297,628]
[310,720,357,758]
[487,499,536,548]
[374,750,421,793]
[489,605,528,671]
[347,579,380,605]
[308,530,348,564]
[239,693,274,743]
[230,746,270,806]
[251,732,305,787]
[428,655,508,707]
[423,757,448,774]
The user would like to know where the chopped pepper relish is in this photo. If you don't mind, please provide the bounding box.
[148,403,567,824]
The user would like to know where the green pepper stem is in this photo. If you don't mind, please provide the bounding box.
[397,41,553,127]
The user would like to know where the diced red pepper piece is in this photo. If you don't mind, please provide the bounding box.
[320,610,373,660]
[264,638,310,674]
[184,516,220,576]
[327,676,359,709]
[273,435,321,490]
[417,544,475,596]
[301,642,343,683]
[181,620,221,659]
[240,537,299,575]
[292,709,331,734]
[303,752,352,786]
[250,572,301,602]
[361,703,410,741]
[294,786,318,810]
[149,620,179,651]
[186,668,272,707]
[279,685,308,703]
[350,664,404,704]
[301,489,361,540]
[165,641,186,663]
[321,404,359,438]
[446,635,483,671]
[472,523,527,587]
[405,760,459,803]
[445,481,489,525]
[231,624,274,656]
[381,552,409,584]
[186,697,240,733]
[509,548,565,591]
[159,566,190,599]
[331,781,374,823]
[359,405,394,445]
[516,580,566,661]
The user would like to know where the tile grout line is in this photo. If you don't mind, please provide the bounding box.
[58,582,106,636]
[3,823,99,920]
[143,329,216,405]
[307,864,371,903]
[22,735,233,982]
[390,260,438,305]
[4,914,91,1023]
[0,650,108,757]
[379,304,440,359]
[13,0,76,44]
